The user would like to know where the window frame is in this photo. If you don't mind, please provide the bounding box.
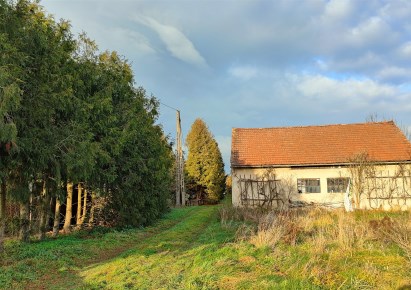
[327,177,350,193]
[297,178,321,194]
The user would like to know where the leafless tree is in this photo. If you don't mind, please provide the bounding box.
[235,169,296,209]
[348,152,411,209]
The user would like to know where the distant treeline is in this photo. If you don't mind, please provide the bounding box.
[0,0,174,250]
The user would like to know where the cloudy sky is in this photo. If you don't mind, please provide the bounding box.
[41,0,411,172]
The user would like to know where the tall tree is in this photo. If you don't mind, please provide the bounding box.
[0,0,175,241]
[185,119,225,202]
[0,0,22,250]
[11,1,76,240]
[100,52,173,226]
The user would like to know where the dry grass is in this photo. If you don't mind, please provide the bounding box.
[218,204,268,227]
[379,217,411,262]
[219,205,411,289]
[249,212,286,248]
[224,206,408,253]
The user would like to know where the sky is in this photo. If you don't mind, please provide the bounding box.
[41,0,411,172]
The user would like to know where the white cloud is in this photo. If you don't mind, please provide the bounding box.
[108,28,156,55]
[225,70,408,119]
[348,17,393,48]
[330,51,384,72]
[227,64,279,81]
[228,65,258,80]
[377,66,411,83]
[135,15,207,67]
[399,41,411,58]
[380,0,411,21]
[294,74,397,106]
[324,0,353,20]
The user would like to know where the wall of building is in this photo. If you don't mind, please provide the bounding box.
[231,164,411,210]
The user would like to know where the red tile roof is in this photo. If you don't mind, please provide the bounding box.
[231,121,411,167]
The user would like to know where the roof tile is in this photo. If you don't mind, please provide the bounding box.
[231,121,411,167]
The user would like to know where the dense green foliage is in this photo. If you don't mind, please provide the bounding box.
[185,118,225,202]
[0,0,173,246]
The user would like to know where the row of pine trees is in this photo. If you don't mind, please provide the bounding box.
[0,0,174,251]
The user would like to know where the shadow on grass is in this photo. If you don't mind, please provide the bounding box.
[0,206,201,289]
[76,205,311,290]
[1,204,331,289]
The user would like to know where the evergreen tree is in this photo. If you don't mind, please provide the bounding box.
[0,0,22,251]
[0,0,174,243]
[185,119,225,202]
[6,0,77,240]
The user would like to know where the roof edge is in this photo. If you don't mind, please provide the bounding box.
[232,120,395,131]
[231,160,411,169]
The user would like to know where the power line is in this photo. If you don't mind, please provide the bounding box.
[160,101,179,112]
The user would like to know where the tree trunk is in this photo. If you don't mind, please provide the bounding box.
[76,183,82,226]
[38,195,52,240]
[38,181,47,240]
[52,197,60,237]
[28,189,33,233]
[88,191,96,227]
[19,199,30,242]
[80,187,87,225]
[45,196,52,231]
[0,178,6,252]
[63,182,73,233]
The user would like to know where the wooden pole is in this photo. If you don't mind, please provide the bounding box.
[176,111,185,206]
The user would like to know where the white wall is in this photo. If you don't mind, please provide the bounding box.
[231,164,411,210]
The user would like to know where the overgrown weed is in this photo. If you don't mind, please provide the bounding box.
[220,204,411,288]
[218,203,267,227]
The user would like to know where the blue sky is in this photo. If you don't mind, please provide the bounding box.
[41,0,411,172]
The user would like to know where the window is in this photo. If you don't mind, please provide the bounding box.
[327,178,349,193]
[297,178,320,193]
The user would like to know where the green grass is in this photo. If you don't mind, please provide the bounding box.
[0,207,200,289]
[78,205,317,290]
[1,203,411,289]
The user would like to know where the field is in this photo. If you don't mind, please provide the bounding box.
[1,200,410,289]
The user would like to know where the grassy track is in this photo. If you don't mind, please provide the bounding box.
[0,206,212,289]
[1,204,410,289]
[78,205,316,289]
[0,205,315,289]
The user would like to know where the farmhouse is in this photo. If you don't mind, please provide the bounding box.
[231,121,411,210]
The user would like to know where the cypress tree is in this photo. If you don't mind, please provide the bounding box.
[185,119,225,203]
[0,0,174,238]
[0,0,23,248]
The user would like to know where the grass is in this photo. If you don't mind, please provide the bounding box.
[221,204,411,289]
[0,207,200,289]
[1,200,411,289]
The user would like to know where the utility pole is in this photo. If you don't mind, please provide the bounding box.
[175,110,185,206]
[160,102,186,207]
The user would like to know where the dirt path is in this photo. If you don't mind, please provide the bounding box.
[30,206,218,289]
